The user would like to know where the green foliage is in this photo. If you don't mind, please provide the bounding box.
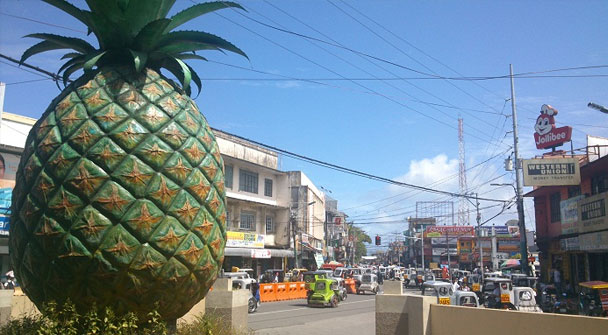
[0,300,168,335]
[349,226,372,263]
[176,312,254,335]
[21,0,248,96]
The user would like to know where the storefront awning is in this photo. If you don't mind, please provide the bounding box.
[225,247,294,258]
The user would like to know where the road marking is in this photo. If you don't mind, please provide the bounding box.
[250,298,375,316]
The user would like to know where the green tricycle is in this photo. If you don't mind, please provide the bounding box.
[307,278,341,308]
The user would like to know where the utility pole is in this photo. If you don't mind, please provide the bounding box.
[291,211,298,268]
[509,64,530,276]
[475,193,484,278]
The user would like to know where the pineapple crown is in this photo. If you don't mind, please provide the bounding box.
[20,0,248,96]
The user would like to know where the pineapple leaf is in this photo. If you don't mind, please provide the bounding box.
[20,40,65,64]
[63,62,84,85]
[61,52,83,60]
[161,56,193,94]
[57,54,86,76]
[165,1,245,33]
[133,18,172,52]
[42,0,92,29]
[25,33,96,54]
[158,31,248,59]
[83,50,108,72]
[129,49,148,72]
[186,63,203,98]
[156,42,223,56]
[122,0,176,37]
[175,53,208,62]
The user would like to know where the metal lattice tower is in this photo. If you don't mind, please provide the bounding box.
[458,118,469,225]
[416,201,454,226]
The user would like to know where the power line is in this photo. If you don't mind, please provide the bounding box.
[214,127,507,203]
[0,11,87,33]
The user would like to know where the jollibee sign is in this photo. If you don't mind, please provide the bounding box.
[534,104,572,149]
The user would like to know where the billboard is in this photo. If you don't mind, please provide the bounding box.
[523,158,580,186]
[533,104,572,150]
[479,226,516,237]
[560,195,585,234]
[0,152,20,236]
[226,231,265,248]
[579,193,608,233]
[424,226,474,238]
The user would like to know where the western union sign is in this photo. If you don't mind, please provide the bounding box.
[523,158,580,186]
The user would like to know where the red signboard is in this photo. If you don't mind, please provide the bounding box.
[534,104,572,149]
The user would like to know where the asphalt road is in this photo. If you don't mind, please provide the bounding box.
[249,291,377,335]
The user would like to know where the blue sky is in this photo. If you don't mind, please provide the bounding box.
[1,0,607,251]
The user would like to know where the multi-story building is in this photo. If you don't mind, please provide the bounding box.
[0,110,38,274]
[215,130,293,277]
[288,171,326,269]
[524,143,608,285]
[324,196,348,263]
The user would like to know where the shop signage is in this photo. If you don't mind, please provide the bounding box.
[523,158,580,186]
[314,253,324,268]
[431,248,458,256]
[578,193,608,233]
[250,249,271,259]
[497,238,520,252]
[430,237,458,245]
[479,226,514,237]
[424,226,474,238]
[533,104,572,149]
[0,215,9,236]
[579,231,608,252]
[560,195,585,234]
[226,231,265,248]
[560,237,580,251]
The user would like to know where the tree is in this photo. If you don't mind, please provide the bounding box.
[349,226,371,263]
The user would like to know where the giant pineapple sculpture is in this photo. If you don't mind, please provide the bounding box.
[10,0,246,321]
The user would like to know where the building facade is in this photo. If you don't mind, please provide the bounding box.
[525,147,608,285]
[0,111,38,275]
[215,130,292,277]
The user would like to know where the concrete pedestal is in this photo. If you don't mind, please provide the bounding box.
[0,290,12,326]
[383,280,404,295]
[205,278,248,331]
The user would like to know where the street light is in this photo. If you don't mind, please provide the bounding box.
[588,102,608,114]
[463,193,484,278]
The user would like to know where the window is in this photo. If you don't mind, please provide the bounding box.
[264,178,273,197]
[240,211,255,231]
[550,192,561,223]
[568,186,581,198]
[266,216,275,233]
[239,169,258,194]
[226,211,231,227]
[225,165,233,189]
[591,174,608,195]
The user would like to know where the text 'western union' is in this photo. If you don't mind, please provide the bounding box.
[527,163,575,176]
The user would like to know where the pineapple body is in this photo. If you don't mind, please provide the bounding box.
[10,67,227,320]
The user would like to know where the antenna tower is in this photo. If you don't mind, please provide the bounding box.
[458,118,469,225]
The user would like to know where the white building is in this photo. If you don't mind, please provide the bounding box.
[215,130,293,275]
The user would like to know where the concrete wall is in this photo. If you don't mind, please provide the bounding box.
[376,292,608,335]
[375,293,435,335]
[215,131,278,169]
[430,304,608,335]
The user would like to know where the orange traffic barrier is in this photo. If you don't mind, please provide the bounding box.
[275,283,288,301]
[287,282,299,299]
[260,283,275,302]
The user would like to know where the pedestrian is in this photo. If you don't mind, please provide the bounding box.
[452,277,460,292]
[553,268,562,294]
[273,272,279,283]
[4,270,15,289]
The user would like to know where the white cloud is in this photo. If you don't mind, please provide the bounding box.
[392,154,459,194]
